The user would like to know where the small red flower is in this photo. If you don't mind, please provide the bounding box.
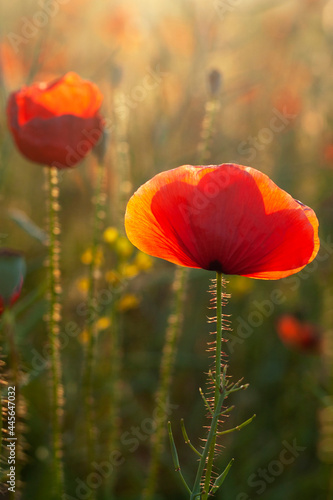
[7,72,104,169]
[125,164,319,279]
[0,249,26,316]
[276,314,321,353]
[324,143,333,164]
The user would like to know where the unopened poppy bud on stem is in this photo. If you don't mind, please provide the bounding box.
[208,69,222,97]
[7,72,104,169]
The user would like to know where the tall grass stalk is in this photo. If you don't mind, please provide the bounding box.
[44,166,64,499]
[320,286,333,499]
[103,304,122,499]
[142,267,188,500]
[82,160,106,499]
[197,69,222,165]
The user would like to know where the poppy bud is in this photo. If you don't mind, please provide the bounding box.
[7,72,104,169]
[208,69,222,97]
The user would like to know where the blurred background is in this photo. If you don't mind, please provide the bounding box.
[1,0,333,498]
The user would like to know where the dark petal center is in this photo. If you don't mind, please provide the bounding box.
[207,260,225,273]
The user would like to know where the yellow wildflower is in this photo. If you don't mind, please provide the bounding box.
[81,247,104,267]
[80,329,89,344]
[228,276,254,296]
[96,316,111,331]
[77,277,89,292]
[103,227,119,244]
[81,248,93,265]
[105,270,122,285]
[120,263,139,278]
[135,252,153,271]
[117,294,140,311]
[115,237,134,259]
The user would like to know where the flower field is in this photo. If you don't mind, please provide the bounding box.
[1,1,333,499]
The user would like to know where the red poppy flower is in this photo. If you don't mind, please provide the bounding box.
[7,72,104,169]
[125,164,319,279]
[276,314,321,353]
[0,249,26,316]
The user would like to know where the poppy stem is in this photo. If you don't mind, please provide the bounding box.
[190,272,226,499]
[45,166,64,499]
[203,272,225,497]
[142,266,188,500]
[83,161,106,498]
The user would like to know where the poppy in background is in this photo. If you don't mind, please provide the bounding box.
[7,72,104,169]
[0,249,26,316]
[125,163,319,279]
[276,314,321,353]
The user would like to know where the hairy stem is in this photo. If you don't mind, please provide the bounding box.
[45,166,64,499]
[191,272,225,499]
[203,272,223,496]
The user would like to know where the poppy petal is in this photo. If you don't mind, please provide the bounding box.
[276,314,321,352]
[125,164,319,280]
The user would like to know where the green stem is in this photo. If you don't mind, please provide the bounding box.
[168,421,192,495]
[191,390,226,499]
[83,162,105,498]
[197,98,220,164]
[181,419,202,458]
[45,166,64,499]
[103,304,122,498]
[323,284,333,496]
[217,414,256,436]
[142,266,188,500]
[191,272,225,500]
[203,273,223,496]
